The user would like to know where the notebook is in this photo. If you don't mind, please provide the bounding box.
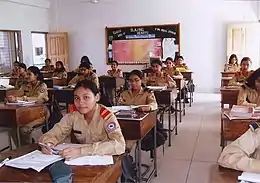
[238,172,260,183]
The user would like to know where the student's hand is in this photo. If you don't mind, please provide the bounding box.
[59,147,81,161]
[41,143,55,155]
[139,106,151,112]
[7,95,17,102]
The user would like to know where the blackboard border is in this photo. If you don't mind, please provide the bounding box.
[105,23,180,65]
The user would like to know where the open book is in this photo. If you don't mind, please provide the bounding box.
[224,105,260,120]
[146,86,167,91]
[238,172,260,183]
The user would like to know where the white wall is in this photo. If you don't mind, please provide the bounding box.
[0,0,50,66]
[49,0,258,92]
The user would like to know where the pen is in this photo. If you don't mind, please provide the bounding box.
[0,156,12,168]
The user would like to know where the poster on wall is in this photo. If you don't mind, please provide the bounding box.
[105,24,180,65]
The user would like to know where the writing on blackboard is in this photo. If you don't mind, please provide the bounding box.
[155,28,176,35]
[113,30,121,35]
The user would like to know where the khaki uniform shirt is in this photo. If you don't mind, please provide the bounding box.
[53,71,67,79]
[107,69,123,78]
[41,65,55,72]
[163,67,182,78]
[237,87,260,107]
[69,71,99,88]
[118,88,158,111]
[15,75,27,88]
[224,64,240,72]
[145,72,176,88]
[229,70,254,86]
[218,126,260,173]
[15,81,49,103]
[39,104,126,156]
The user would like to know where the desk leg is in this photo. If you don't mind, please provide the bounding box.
[168,104,172,147]
[183,90,186,116]
[135,140,142,182]
[153,122,157,177]
[179,94,182,123]
[175,101,178,135]
[16,126,21,148]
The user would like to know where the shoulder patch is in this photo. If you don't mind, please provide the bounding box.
[100,107,111,120]
[249,122,260,132]
[106,122,116,132]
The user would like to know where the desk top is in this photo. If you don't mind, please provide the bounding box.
[220,86,241,91]
[210,165,240,183]
[0,144,122,183]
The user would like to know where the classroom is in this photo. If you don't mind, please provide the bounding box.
[0,0,260,182]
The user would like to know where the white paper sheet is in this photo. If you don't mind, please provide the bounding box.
[111,106,132,111]
[6,100,36,106]
[65,155,113,166]
[54,143,86,151]
[5,150,63,172]
[146,86,167,90]
[238,172,260,183]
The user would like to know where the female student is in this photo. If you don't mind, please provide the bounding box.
[41,58,55,72]
[224,54,240,72]
[6,66,49,145]
[69,62,99,88]
[229,57,254,86]
[11,61,20,77]
[53,61,67,79]
[163,57,183,78]
[39,80,125,159]
[15,63,27,88]
[237,68,260,107]
[145,59,176,88]
[107,60,123,77]
[74,56,94,73]
[174,56,189,71]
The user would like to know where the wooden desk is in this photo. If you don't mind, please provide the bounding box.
[154,89,178,146]
[221,72,236,78]
[174,78,186,122]
[221,109,252,147]
[44,78,53,88]
[0,144,122,183]
[117,111,157,182]
[220,87,240,108]
[221,77,232,87]
[0,89,7,102]
[210,165,240,183]
[99,76,125,89]
[181,71,193,107]
[48,88,74,109]
[41,72,53,78]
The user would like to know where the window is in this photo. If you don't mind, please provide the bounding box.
[31,32,47,68]
[0,30,22,74]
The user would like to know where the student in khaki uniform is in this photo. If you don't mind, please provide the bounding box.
[218,122,260,173]
[229,57,254,86]
[237,68,260,107]
[11,61,20,78]
[145,59,176,88]
[74,56,94,73]
[6,66,49,145]
[174,56,189,72]
[163,57,183,78]
[39,80,125,160]
[41,58,55,72]
[224,54,240,72]
[107,60,123,78]
[53,61,67,79]
[69,62,99,88]
[15,63,27,88]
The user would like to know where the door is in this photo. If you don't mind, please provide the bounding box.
[227,23,260,69]
[47,32,69,70]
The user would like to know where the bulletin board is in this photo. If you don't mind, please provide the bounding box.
[105,23,180,65]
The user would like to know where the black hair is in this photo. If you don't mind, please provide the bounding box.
[165,57,173,62]
[28,66,44,82]
[45,58,51,63]
[54,61,66,72]
[111,60,119,66]
[73,80,99,96]
[176,56,184,60]
[228,54,238,65]
[129,70,143,79]
[79,62,91,70]
[151,58,162,66]
[19,63,27,70]
[240,57,251,65]
[13,61,19,65]
[80,56,92,65]
[243,68,260,89]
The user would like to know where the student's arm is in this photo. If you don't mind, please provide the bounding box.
[80,113,125,156]
[62,71,68,79]
[118,69,123,78]
[165,75,177,88]
[218,129,260,173]
[68,75,79,85]
[237,88,257,107]
[229,74,242,86]
[146,92,158,110]
[39,114,73,146]
[91,73,99,88]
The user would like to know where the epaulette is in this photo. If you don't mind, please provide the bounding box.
[249,122,260,132]
[100,106,111,120]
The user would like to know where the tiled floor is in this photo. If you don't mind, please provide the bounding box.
[0,93,224,183]
[151,93,222,183]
